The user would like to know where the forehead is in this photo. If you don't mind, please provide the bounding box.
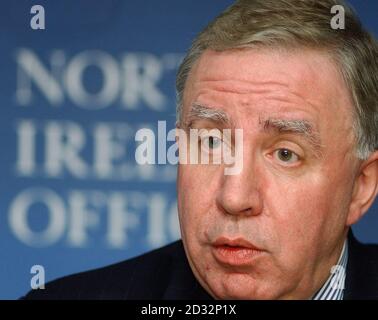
[184,48,351,116]
[183,48,354,125]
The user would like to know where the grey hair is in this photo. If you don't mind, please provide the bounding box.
[175,0,378,160]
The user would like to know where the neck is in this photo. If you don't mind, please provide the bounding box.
[281,233,348,300]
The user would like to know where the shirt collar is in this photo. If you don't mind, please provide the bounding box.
[312,240,348,300]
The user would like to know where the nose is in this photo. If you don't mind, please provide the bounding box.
[216,153,263,217]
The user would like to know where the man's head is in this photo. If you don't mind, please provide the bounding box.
[175,0,378,299]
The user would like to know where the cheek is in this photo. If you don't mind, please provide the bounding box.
[264,172,348,258]
[177,165,221,240]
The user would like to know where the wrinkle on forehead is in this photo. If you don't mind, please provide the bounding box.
[184,48,355,141]
[188,48,351,110]
[193,79,291,95]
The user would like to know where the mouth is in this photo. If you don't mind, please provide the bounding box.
[211,237,265,267]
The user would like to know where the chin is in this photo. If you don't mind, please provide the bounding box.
[206,273,276,300]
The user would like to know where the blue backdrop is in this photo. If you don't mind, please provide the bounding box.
[1,0,377,299]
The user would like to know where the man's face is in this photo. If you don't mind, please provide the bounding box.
[177,48,360,299]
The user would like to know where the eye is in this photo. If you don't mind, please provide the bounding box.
[273,148,300,164]
[202,136,222,150]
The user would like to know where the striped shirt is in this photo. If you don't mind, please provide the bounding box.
[312,240,348,300]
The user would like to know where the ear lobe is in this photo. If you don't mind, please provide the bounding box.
[347,151,378,226]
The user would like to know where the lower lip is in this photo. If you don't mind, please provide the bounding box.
[212,245,264,266]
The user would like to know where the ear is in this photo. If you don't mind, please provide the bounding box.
[347,150,378,226]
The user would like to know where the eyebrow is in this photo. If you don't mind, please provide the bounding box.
[183,103,231,128]
[261,117,324,156]
[182,104,324,157]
